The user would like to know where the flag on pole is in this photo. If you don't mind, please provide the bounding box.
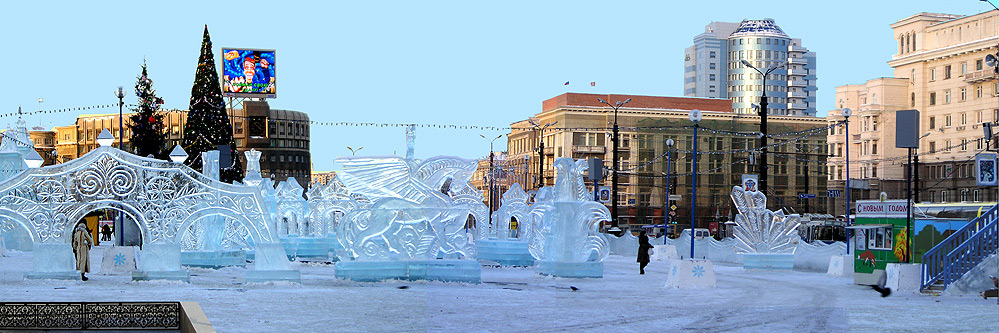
[590,82,596,86]
[564,81,569,85]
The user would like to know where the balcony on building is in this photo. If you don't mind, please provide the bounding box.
[788,80,807,87]
[788,57,807,65]
[963,69,997,83]
[573,145,606,154]
[789,45,808,53]
[788,91,807,99]
[787,68,808,76]
[543,146,554,155]
[852,134,862,143]
[788,102,808,110]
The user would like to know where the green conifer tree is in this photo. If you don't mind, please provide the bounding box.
[128,62,166,158]
[182,25,243,183]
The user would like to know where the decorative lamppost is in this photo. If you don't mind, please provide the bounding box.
[689,109,702,258]
[480,134,503,228]
[665,138,675,245]
[597,97,632,233]
[528,117,557,191]
[741,60,786,195]
[114,87,126,151]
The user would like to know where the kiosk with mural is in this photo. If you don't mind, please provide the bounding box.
[850,199,910,285]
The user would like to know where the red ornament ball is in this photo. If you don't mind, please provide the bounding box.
[149,116,155,123]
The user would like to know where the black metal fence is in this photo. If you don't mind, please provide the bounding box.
[0,302,181,330]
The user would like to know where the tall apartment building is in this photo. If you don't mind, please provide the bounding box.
[685,19,818,116]
[505,93,828,233]
[825,11,999,215]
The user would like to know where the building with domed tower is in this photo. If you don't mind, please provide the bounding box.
[684,19,818,117]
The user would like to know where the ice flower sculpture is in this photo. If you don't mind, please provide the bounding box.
[334,156,479,261]
[730,186,800,254]
[527,158,609,263]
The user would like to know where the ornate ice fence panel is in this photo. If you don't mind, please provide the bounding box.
[793,241,847,271]
[0,302,181,330]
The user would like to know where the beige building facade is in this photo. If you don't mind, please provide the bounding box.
[825,11,999,216]
[505,93,828,233]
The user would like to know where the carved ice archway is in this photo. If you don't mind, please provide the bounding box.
[0,146,276,247]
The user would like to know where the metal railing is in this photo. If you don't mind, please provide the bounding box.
[0,302,181,330]
[921,203,999,291]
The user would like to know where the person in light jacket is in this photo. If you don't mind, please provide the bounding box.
[72,221,93,281]
[637,230,653,274]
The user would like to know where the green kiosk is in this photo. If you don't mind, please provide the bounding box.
[849,199,911,285]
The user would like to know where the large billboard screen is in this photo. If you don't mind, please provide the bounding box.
[221,48,276,98]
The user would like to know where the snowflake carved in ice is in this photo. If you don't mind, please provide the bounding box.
[833,260,839,268]
[114,253,126,266]
[692,265,705,278]
[671,265,678,277]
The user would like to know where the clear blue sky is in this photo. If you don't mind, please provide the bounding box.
[0,1,992,171]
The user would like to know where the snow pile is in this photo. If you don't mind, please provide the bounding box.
[944,250,998,296]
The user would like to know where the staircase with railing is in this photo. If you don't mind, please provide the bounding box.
[921,203,999,292]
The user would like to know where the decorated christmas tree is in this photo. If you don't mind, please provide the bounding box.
[128,62,166,158]
[182,25,243,183]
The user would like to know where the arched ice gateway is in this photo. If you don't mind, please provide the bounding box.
[0,145,297,282]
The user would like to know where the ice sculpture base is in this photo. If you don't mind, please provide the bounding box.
[827,255,854,277]
[294,237,337,261]
[534,261,603,278]
[886,263,921,293]
[740,253,794,270]
[131,270,191,283]
[181,250,247,269]
[25,271,81,280]
[476,239,534,266]
[664,259,716,289]
[280,236,299,261]
[335,260,481,283]
[246,269,302,284]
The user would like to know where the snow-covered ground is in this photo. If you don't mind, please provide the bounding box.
[0,246,994,332]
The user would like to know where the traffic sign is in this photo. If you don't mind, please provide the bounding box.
[668,194,682,201]
[670,204,677,211]
[827,190,841,198]
[798,193,816,199]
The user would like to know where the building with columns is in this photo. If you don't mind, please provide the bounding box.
[504,92,828,234]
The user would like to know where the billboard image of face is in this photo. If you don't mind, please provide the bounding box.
[221,48,276,97]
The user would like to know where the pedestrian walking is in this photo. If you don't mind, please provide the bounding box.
[72,221,93,281]
[637,230,653,274]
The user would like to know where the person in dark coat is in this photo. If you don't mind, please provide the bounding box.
[637,230,653,274]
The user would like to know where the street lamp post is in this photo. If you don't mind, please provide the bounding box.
[983,0,999,305]
[842,108,852,254]
[347,146,364,156]
[114,86,126,246]
[665,138,674,245]
[480,134,503,230]
[598,97,632,234]
[689,109,702,259]
[742,60,786,197]
[528,118,557,191]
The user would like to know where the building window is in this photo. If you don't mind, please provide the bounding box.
[709,63,716,70]
[978,85,984,99]
[962,113,967,125]
[942,190,949,203]
[974,189,981,202]
[961,88,967,101]
[709,51,716,58]
[946,115,952,127]
[962,62,968,75]
[929,92,936,105]
[911,92,915,107]
[872,141,878,154]
[978,59,984,71]
[961,189,969,202]
[929,191,936,202]
[929,141,936,152]
[709,74,716,81]
[944,65,952,79]
[945,90,951,103]
[930,69,936,81]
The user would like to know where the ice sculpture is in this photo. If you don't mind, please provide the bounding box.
[242,149,264,187]
[730,186,801,270]
[276,177,309,236]
[528,158,609,278]
[332,155,481,283]
[0,144,297,282]
[476,183,535,266]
